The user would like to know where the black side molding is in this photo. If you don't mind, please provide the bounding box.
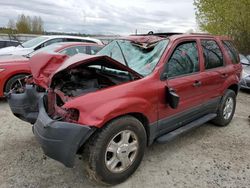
[156,113,217,144]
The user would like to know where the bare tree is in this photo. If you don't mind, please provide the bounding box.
[7,19,16,30]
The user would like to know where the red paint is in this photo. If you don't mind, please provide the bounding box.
[0,42,103,97]
[30,35,243,128]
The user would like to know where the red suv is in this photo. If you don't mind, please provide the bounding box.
[8,33,242,185]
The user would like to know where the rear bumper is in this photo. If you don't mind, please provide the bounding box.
[240,77,250,89]
[7,85,43,124]
[34,97,95,167]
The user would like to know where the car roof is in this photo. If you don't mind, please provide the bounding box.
[124,33,232,44]
[41,35,103,44]
[168,33,231,41]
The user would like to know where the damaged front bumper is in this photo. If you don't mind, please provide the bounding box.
[34,96,96,167]
[7,85,44,124]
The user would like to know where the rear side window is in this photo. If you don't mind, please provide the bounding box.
[166,41,199,78]
[201,40,224,69]
[43,38,64,47]
[60,46,87,56]
[89,46,103,54]
[223,40,239,64]
[64,38,96,44]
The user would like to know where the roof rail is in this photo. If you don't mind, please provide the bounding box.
[131,31,183,37]
[189,32,210,35]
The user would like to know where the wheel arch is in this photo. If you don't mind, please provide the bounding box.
[227,83,239,95]
[3,72,30,92]
[77,112,152,154]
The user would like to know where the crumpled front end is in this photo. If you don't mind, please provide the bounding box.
[34,96,95,167]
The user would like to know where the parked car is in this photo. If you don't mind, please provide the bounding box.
[0,42,103,97]
[239,54,250,65]
[246,55,250,61]
[0,35,103,56]
[0,40,21,49]
[8,34,242,185]
[239,54,250,89]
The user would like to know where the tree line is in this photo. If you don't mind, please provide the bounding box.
[7,14,44,34]
[194,0,250,54]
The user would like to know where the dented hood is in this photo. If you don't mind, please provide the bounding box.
[29,53,142,89]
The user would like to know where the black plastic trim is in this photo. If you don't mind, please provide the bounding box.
[7,85,44,124]
[33,97,96,167]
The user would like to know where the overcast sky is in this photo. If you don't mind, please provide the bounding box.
[0,0,197,35]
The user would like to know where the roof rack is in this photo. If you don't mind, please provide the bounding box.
[189,32,210,35]
[131,31,183,37]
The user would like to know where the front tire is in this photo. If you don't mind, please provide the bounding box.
[84,116,147,185]
[4,74,29,94]
[212,89,236,126]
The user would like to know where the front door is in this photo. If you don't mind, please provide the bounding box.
[157,40,204,134]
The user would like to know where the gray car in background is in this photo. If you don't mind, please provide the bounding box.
[240,54,250,89]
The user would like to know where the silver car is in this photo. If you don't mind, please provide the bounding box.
[240,54,250,89]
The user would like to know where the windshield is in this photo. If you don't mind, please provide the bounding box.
[97,39,169,76]
[21,36,49,48]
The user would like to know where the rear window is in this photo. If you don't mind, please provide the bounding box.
[201,40,224,69]
[222,40,239,64]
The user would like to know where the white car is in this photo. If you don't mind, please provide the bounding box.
[0,35,103,56]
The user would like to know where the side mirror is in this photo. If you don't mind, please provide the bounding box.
[160,72,168,81]
[166,87,180,109]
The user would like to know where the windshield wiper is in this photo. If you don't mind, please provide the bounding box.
[115,41,133,80]
[115,41,129,68]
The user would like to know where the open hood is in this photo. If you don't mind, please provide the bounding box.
[29,53,142,89]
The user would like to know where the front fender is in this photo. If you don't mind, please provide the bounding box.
[64,97,154,128]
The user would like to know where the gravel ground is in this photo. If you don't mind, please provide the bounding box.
[0,91,250,188]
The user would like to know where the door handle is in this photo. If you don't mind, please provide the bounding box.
[221,73,228,78]
[193,80,202,87]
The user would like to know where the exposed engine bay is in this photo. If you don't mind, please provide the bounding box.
[51,64,133,98]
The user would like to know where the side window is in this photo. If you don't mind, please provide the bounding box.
[64,38,81,42]
[80,39,95,43]
[0,41,5,48]
[201,40,224,69]
[166,42,199,78]
[64,38,95,43]
[90,46,103,55]
[223,40,239,64]
[43,38,63,47]
[60,46,87,56]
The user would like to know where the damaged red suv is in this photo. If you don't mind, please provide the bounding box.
[8,33,242,185]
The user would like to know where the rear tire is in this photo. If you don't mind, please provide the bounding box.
[4,74,29,94]
[83,116,147,185]
[212,89,236,126]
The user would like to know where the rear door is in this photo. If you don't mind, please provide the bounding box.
[158,40,205,133]
[198,39,227,102]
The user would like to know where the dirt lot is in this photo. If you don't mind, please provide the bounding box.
[0,91,250,188]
